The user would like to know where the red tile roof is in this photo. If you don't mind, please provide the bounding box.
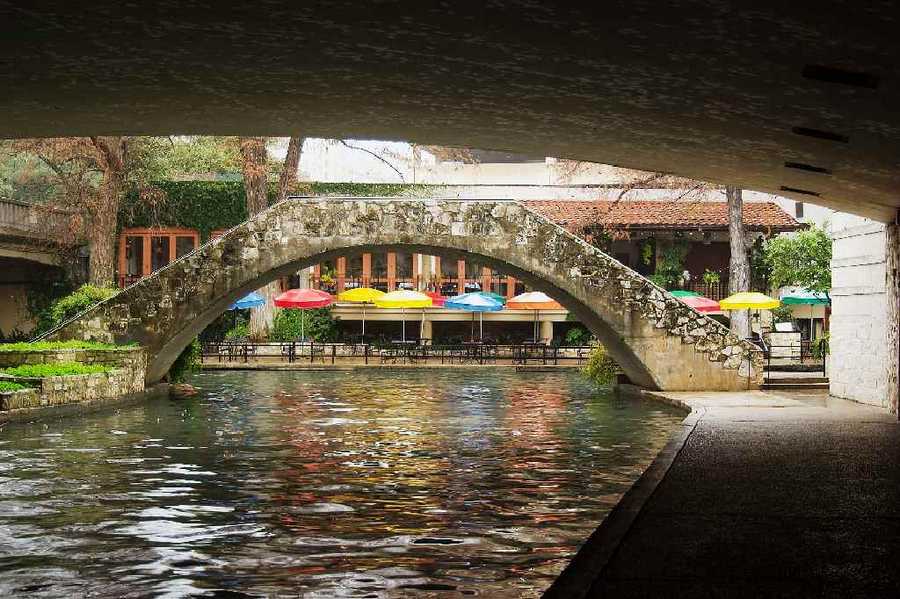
[524,200,801,233]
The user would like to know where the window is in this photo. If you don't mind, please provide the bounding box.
[441,258,458,279]
[371,252,387,280]
[151,236,171,271]
[124,236,143,278]
[347,254,364,279]
[117,228,199,287]
[395,251,413,278]
[176,236,195,258]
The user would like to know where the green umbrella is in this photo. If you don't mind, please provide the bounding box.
[780,290,829,305]
[475,291,507,304]
[780,289,829,340]
[670,290,700,298]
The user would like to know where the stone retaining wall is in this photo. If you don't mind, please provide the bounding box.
[1,370,137,409]
[0,388,39,410]
[0,347,146,412]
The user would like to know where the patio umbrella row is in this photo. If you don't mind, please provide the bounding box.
[228,288,564,342]
[230,285,797,344]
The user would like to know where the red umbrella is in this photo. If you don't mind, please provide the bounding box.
[274,288,334,309]
[425,291,447,307]
[680,295,721,313]
[274,289,334,341]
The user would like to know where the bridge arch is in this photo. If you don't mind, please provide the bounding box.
[46,198,762,390]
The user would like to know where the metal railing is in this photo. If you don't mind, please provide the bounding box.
[200,341,593,367]
[758,337,827,379]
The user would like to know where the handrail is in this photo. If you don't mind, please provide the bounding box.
[0,199,70,235]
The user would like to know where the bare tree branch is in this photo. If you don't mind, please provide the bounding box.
[339,140,405,182]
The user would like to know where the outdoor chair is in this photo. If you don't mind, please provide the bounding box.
[481,344,499,364]
[309,342,327,364]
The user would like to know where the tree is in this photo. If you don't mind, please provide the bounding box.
[240,136,304,339]
[726,186,751,338]
[0,137,157,286]
[764,225,832,295]
[149,136,242,177]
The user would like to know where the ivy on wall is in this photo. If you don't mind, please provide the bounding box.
[118,181,435,239]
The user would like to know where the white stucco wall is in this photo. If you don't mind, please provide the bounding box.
[829,213,890,408]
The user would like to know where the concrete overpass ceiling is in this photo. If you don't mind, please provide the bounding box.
[2,2,899,220]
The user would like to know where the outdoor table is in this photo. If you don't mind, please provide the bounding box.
[462,341,485,364]
[516,342,547,365]
[390,340,420,364]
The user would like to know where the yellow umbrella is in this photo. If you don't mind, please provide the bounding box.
[374,290,433,341]
[719,292,780,338]
[719,292,780,310]
[338,287,385,303]
[337,287,385,337]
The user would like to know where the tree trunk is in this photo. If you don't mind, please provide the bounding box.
[240,137,269,215]
[277,136,302,201]
[239,137,275,340]
[88,136,126,287]
[727,186,751,338]
[278,137,316,294]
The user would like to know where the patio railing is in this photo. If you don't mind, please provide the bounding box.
[200,341,594,367]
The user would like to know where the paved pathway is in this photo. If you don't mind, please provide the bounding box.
[545,388,900,598]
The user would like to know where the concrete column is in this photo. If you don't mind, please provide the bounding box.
[420,254,433,287]
[298,267,312,289]
[885,222,899,415]
[540,320,554,343]
[421,317,432,341]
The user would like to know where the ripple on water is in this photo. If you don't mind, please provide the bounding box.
[0,369,683,598]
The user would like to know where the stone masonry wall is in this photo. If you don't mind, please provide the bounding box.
[0,348,146,394]
[0,347,146,411]
[47,199,762,391]
[829,213,891,408]
[2,370,136,409]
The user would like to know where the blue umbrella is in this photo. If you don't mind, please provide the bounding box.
[229,291,266,311]
[226,292,266,336]
[445,292,503,341]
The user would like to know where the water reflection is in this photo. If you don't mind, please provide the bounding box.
[0,369,682,597]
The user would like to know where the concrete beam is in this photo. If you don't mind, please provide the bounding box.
[2,4,900,220]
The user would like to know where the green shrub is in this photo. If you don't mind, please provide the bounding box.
[581,343,618,385]
[224,322,250,340]
[0,340,128,352]
[271,307,339,342]
[168,339,201,383]
[564,326,592,346]
[702,269,721,285]
[0,381,27,392]
[42,285,118,331]
[1,363,112,378]
[812,333,830,359]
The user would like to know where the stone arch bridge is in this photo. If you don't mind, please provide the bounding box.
[45,198,762,390]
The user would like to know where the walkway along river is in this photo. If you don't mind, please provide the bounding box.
[0,369,682,597]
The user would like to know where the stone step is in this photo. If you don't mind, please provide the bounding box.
[764,376,829,385]
[761,381,830,390]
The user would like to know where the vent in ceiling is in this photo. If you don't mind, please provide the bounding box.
[780,185,821,197]
[784,161,832,175]
[791,127,849,143]
[802,65,879,89]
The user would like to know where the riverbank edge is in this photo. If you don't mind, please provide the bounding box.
[0,383,170,425]
[542,383,698,599]
[200,362,581,371]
